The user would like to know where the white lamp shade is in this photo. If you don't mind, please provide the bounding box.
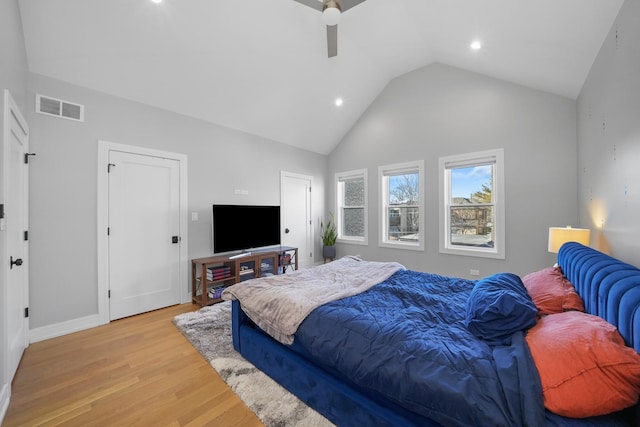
[548,226,591,253]
[323,6,341,26]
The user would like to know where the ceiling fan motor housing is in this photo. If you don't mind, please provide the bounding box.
[323,0,342,26]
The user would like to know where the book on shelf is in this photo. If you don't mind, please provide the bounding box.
[239,269,254,275]
[207,266,231,281]
[208,287,226,300]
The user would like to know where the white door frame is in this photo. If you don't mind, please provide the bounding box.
[97,141,188,325]
[280,171,313,269]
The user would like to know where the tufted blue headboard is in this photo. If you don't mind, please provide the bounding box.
[557,242,640,353]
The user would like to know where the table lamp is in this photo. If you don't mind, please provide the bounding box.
[548,226,591,253]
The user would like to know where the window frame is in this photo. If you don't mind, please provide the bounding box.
[335,169,368,245]
[378,160,425,251]
[438,148,505,259]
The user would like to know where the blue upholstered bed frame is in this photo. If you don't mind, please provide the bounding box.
[557,242,640,353]
[231,242,640,426]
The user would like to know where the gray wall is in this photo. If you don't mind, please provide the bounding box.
[26,73,327,329]
[328,63,578,278]
[0,0,28,111]
[577,0,640,266]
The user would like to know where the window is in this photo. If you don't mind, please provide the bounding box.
[379,160,424,250]
[336,169,367,245]
[439,149,505,259]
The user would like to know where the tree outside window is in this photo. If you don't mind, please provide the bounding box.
[439,149,505,259]
[379,160,424,251]
[387,173,419,242]
[449,166,494,248]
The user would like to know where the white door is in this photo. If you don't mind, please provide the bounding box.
[3,90,29,383]
[281,172,312,269]
[108,150,180,320]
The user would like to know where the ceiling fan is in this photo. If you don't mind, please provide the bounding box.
[293,0,368,58]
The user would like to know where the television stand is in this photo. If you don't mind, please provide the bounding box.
[191,246,298,306]
[229,252,252,259]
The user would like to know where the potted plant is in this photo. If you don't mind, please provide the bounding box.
[320,212,337,261]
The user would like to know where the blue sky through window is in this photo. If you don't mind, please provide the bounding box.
[451,165,492,198]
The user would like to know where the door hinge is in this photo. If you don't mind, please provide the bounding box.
[24,307,29,318]
[24,153,36,164]
[107,227,110,236]
[108,290,111,298]
[0,204,4,219]
[108,163,116,173]
[24,230,29,241]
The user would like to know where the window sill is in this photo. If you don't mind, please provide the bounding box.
[439,245,505,259]
[337,237,368,246]
[379,241,424,251]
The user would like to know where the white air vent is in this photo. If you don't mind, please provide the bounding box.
[36,94,84,122]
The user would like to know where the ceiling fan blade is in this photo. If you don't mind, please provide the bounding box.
[340,0,367,12]
[292,0,323,12]
[327,24,338,58]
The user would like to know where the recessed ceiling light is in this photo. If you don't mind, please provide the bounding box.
[335,98,344,107]
[470,40,482,50]
[151,0,162,3]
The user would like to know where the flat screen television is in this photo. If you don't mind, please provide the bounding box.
[212,204,281,254]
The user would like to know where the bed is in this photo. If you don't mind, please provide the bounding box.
[223,243,640,426]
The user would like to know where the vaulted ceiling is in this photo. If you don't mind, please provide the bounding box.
[18,0,624,154]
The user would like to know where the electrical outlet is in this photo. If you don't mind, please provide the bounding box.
[470,269,480,276]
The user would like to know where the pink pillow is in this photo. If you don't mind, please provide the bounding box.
[522,267,584,315]
[526,311,640,417]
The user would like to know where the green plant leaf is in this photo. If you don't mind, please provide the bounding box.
[320,212,337,246]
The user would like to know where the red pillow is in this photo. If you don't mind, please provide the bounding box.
[522,267,584,315]
[526,311,640,417]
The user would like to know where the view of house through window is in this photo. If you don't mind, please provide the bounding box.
[380,161,424,250]
[449,165,494,248]
[387,173,419,242]
[439,149,504,259]
[336,169,367,244]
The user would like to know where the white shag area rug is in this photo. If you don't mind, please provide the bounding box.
[173,301,335,427]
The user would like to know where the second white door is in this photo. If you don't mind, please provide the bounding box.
[108,150,180,320]
[281,172,313,270]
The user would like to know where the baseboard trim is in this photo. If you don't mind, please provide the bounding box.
[0,383,10,425]
[29,314,103,343]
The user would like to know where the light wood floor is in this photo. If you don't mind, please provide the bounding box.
[3,303,264,427]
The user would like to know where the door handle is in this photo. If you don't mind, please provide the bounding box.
[285,228,290,234]
[172,236,180,244]
[10,256,23,269]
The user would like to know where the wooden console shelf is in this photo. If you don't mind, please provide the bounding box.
[191,246,298,306]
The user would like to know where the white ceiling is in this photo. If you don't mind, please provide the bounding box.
[18,0,623,155]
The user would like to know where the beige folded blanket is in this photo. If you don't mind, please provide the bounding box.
[222,256,405,344]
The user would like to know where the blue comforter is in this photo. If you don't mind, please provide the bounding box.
[294,269,545,427]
